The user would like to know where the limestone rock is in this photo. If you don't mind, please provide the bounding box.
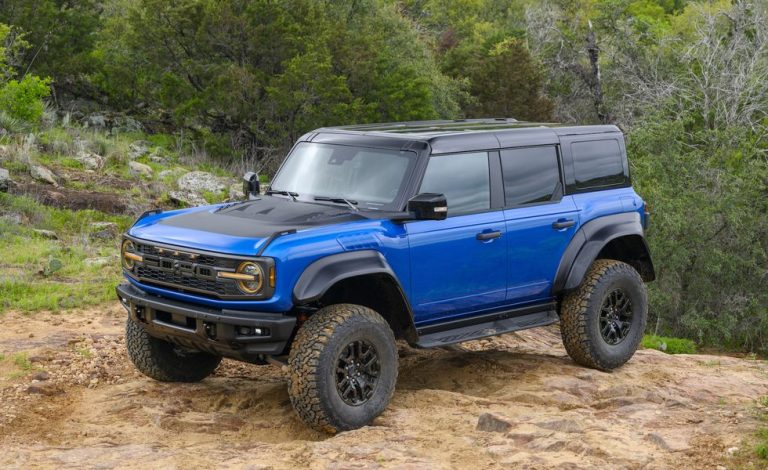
[76,151,105,170]
[90,221,119,239]
[168,190,207,207]
[33,229,58,239]
[128,161,153,178]
[31,165,57,186]
[128,141,151,160]
[177,171,226,194]
[477,413,513,433]
[0,168,11,192]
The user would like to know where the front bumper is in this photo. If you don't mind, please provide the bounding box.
[116,282,296,361]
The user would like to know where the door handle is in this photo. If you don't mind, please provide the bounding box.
[552,219,575,230]
[476,230,502,241]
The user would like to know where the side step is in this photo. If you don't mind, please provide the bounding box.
[415,308,558,348]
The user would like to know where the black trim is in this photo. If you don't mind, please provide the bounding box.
[416,302,556,336]
[134,208,162,225]
[256,229,297,256]
[293,250,400,304]
[117,282,296,360]
[415,304,557,348]
[551,212,655,294]
[489,150,504,209]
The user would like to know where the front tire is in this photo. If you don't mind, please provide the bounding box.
[126,318,222,382]
[560,259,648,371]
[287,304,398,433]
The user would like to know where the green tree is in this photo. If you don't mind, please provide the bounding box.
[93,0,460,160]
[0,0,100,96]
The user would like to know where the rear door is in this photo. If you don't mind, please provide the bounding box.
[501,145,579,304]
[407,151,507,323]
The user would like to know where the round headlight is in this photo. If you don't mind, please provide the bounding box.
[121,239,136,270]
[236,261,264,294]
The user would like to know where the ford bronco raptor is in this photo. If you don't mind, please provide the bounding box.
[117,119,655,433]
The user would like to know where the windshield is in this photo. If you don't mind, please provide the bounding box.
[270,142,417,210]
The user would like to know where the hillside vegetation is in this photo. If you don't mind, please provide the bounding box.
[0,0,766,356]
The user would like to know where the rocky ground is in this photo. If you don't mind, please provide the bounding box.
[0,306,766,469]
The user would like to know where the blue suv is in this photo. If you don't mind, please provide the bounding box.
[117,119,655,433]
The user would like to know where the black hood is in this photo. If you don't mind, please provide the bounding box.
[159,196,366,238]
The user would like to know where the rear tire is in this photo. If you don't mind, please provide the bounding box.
[126,318,221,382]
[560,259,647,371]
[287,304,398,433]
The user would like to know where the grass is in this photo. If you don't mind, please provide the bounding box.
[641,334,697,354]
[0,124,238,315]
[2,352,35,379]
[756,397,768,461]
[0,193,129,312]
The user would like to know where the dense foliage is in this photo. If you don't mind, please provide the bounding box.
[0,0,765,353]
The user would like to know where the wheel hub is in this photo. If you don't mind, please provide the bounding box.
[335,340,380,406]
[599,289,633,345]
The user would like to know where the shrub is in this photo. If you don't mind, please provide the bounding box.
[641,335,697,354]
[0,75,52,123]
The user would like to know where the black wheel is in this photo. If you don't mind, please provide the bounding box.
[126,318,222,382]
[287,304,397,433]
[560,259,647,371]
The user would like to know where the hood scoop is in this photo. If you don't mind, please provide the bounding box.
[158,196,363,238]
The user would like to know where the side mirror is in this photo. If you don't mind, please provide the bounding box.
[407,193,447,220]
[242,172,260,199]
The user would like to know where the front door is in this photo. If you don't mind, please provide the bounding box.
[407,151,507,323]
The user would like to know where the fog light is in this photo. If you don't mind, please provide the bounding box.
[236,326,269,336]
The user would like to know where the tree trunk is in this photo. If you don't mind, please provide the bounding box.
[586,21,609,124]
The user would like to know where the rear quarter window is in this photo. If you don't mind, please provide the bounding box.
[569,139,628,192]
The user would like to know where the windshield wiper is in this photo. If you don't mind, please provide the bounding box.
[313,196,359,211]
[266,189,298,201]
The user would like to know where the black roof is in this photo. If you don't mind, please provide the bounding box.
[308,119,622,154]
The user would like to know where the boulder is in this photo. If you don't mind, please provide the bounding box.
[168,190,207,207]
[86,114,107,128]
[76,152,105,170]
[33,229,58,239]
[0,168,11,192]
[158,168,184,180]
[89,221,119,239]
[177,171,226,194]
[84,257,112,268]
[228,183,243,201]
[128,161,153,178]
[476,413,513,433]
[128,141,151,160]
[30,165,57,186]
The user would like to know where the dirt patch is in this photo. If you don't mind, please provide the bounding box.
[12,183,142,214]
[1,305,767,469]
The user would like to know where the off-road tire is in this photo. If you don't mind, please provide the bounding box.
[560,259,647,371]
[287,304,398,433]
[126,318,221,382]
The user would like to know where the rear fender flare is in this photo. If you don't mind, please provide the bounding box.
[553,212,653,294]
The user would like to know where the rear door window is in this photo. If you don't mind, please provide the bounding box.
[500,146,561,206]
[419,152,490,215]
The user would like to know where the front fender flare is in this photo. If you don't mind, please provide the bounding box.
[292,250,398,304]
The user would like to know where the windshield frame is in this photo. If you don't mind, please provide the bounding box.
[270,141,422,212]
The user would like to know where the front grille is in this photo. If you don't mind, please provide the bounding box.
[135,266,242,296]
[136,243,220,267]
[130,241,246,298]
